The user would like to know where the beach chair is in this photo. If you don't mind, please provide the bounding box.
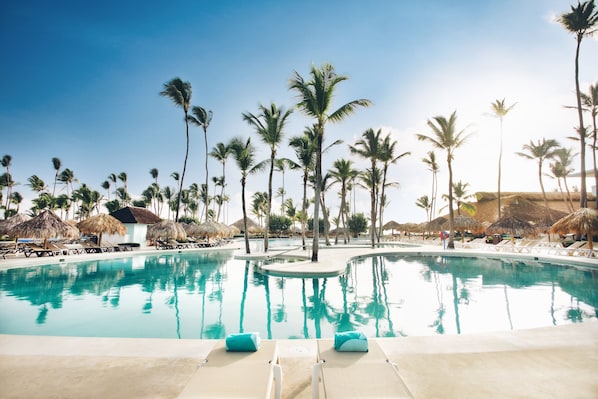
[176,338,282,399]
[312,337,413,399]
[25,243,56,257]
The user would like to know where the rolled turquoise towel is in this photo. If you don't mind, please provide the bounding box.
[334,330,368,352]
[225,332,261,352]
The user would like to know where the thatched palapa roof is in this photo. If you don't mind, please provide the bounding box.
[110,206,161,224]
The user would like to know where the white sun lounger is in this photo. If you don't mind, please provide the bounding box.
[312,339,413,399]
[177,340,282,399]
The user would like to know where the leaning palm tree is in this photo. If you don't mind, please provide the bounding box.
[329,158,359,244]
[188,105,213,222]
[243,103,293,252]
[51,157,61,196]
[422,151,439,221]
[580,82,598,208]
[350,128,383,248]
[550,147,577,212]
[210,142,232,222]
[417,111,472,249]
[230,136,265,254]
[559,0,598,208]
[160,77,192,221]
[288,128,317,250]
[1,154,13,214]
[489,98,516,218]
[516,138,561,217]
[377,132,410,240]
[289,63,371,262]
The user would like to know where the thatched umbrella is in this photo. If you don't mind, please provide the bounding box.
[0,213,30,236]
[486,215,538,241]
[196,221,226,241]
[383,220,402,235]
[78,214,127,246]
[550,208,598,250]
[182,221,201,237]
[146,220,187,241]
[9,210,79,248]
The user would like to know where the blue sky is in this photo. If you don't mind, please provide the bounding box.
[1,0,597,224]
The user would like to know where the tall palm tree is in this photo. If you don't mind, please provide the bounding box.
[422,151,439,222]
[288,128,317,250]
[117,172,128,206]
[350,128,383,248]
[189,105,213,222]
[1,155,13,214]
[51,157,61,196]
[550,148,577,212]
[27,175,47,193]
[160,77,192,221]
[230,136,265,254]
[580,82,598,208]
[516,138,561,217]
[289,63,371,262]
[251,192,269,228]
[59,168,77,219]
[377,132,410,240]
[415,195,432,229]
[489,98,516,218]
[417,111,472,249]
[243,103,293,252]
[210,142,232,222]
[101,180,111,201]
[559,0,598,208]
[274,158,290,215]
[329,158,359,244]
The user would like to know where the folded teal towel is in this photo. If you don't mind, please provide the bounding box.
[334,331,368,352]
[225,332,261,352]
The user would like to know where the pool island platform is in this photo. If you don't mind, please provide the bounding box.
[0,243,597,398]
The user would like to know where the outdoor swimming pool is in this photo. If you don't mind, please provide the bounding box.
[0,249,596,339]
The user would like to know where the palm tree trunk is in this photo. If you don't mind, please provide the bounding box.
[203,127,209,222]
[538,162,552,219]
[241,179,250,254]
[592,114,598,209]
[447,158,455,249]
[498,117,503,219]
[312,133,323,262]
[574,36,587,208]
[176,114,189,221]
[301,173,308,250]
[264,153,274,253]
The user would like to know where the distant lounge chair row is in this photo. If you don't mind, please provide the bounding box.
[155,238,228,250]
[176,331,413,399]
[0,240,135,259]
[476,238,597,258]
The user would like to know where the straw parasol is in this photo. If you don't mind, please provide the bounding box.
[550,208,598,250]
[182,221,201,236]
[146,220,187,241]
[449,215,484,234]
[486,215,538,240]
[78,214,127,246]
[8,210,80,248]
[0,213,30,236]
[196,221,226,241]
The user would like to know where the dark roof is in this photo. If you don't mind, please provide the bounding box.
[110,206,161,224]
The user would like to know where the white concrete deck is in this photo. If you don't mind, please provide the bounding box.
[0,241,597,398]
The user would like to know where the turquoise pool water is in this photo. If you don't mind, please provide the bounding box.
[0,250,596,339]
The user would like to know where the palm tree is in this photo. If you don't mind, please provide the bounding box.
[415,195,432,230]
[288,129,317,250]
[377,132,410,240]
[230,136,265,254]
[289,63,371,261]
[580,82,598,208]
[160,77,192,221]
[489,98,516,218]
[559,0,598,208]
[243,103,293,253]
[417,111,472,249]
[51,157,61,196]
[350,128,383,248]
[329,158,359,244]
[59,168,77,219]
[274,158,290,215]
[251,192,269,228]
[448,180,475,216]
[189,105,213,222]
[516,138,561,216]
[101,180,111,201]
[118,172,128,206]
[210,142,232,222]
[549,147,577,212]
[27,175,47,193]
[1,155,13,214]
[422,151,439,223]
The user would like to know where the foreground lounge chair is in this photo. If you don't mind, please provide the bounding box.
[177,338,282,399]
[312,336,413,399]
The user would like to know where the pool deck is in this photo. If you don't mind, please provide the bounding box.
[1,242,597,398]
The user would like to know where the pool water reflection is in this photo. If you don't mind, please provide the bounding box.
[0,251,596,339]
